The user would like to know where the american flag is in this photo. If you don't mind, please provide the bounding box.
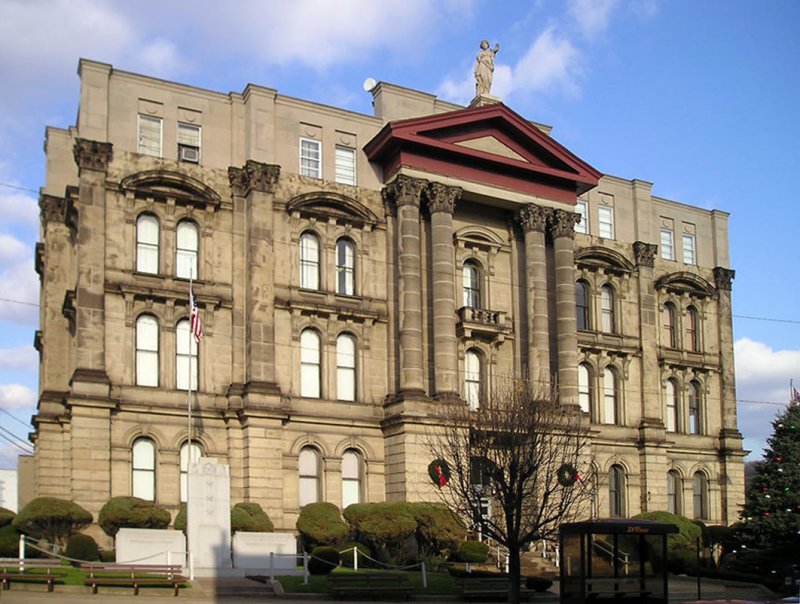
[190,290,203,343]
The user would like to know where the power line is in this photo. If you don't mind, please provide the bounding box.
[0,430,33,455]
[0,424,32,451]
[0,407,31,429]
[0,182,38,195]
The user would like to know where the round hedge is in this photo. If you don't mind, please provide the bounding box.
[308,545,340,575]
[0,507,15,527]
[0,523,20,557]
[12,497,92,546]
[98,496,171,537]
[231,502,274,533]
[458,540,489,563]
[633,511,702,573]
[296,502,349,549]
[65,533,99,562]
[410,502,465,556]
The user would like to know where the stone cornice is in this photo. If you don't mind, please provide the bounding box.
[425,182,461,214]
[228,161,281,196]
[633,241,657,268]
[39,194,77,233]
[517,204,549,233]
[73,138,113,172]
[382,174,427,208]
[713,267,735,292]
[549,208,580,239]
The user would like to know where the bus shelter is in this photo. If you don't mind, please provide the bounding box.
[559,519,678,604]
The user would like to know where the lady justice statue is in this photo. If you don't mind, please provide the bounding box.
[474,40,500,97]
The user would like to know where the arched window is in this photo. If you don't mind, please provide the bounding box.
[662,302,677,348]
[688,381,702,434]
[299,232,320,290]
[179,441,202,503]
[600,285,615,333]
[136,315,159,387]
[462,261,481,308]
[136,214,159,274]
[667,470,682,515]
[336,238,355,295]
[300,329,321,398]
[176,319,198,391]
[341,449,362,509]
[602,367,618,425]
[686,306,699,352]
[578,363,592,417]
[576,281,590,330]
[693,472,708,520]
[336,333,356,401]
[608,464,626,518]
[299,447,321,507]
[665,379,678,432]
[464,349,482,410]
[132,438,156,501]
[176,220,199,279]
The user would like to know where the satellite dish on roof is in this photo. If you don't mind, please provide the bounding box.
[362,77,377,92]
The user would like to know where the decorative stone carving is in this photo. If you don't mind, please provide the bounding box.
[228,161,280,196]
[382,174,427,208]
[73,138,112,172]
[39,194,77,232]
[474,40,500,97]
[713,267,735,291]
[228,167,247,197]
[517,204,549,233]
[549,209,581,239]
[633,241,658,268]
[425,182,461,214]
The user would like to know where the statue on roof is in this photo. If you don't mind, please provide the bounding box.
[474,40,500,97]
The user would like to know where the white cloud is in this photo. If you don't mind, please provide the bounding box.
[0,233,38,324]
[0,384,36,409]
[0,346,37,372]
[512,26,583,98]
[568,0,619,39]
[0,189,38,230]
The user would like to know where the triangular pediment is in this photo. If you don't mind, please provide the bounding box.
[364,103,601,203]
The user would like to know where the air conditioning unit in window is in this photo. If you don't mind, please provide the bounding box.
[179,145,200,163]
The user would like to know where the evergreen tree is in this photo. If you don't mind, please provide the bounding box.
[741,393,800,553]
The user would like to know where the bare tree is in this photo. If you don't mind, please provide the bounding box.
[426,380,592,604]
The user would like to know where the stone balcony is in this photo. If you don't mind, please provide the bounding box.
[456,306,512,341]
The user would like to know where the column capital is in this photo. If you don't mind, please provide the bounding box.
[73,138,112,172]
[517,204,549,233]
[713,267,735,291]
[549,208,580,239]
[228,161,281,196]
[425,182,461,214]
[382,174,428,208]
[633,241,658,268]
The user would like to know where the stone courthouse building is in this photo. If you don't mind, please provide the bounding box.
[33,58,745,534]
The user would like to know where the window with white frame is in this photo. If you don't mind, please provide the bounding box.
[177,123,201,163]
[299,447,320,507]
[598,205,614,239]
[136,315,159,387]
[688,380,702,434]
[576,281,591,331]
[600,285,615,333]
[179,441,202,503]
[464,349,482,411]
[578,363,592,416]
[341,449,362,508]
[334,146,356,185]
[138,115,162,157]
[336,238,355,295]
[299,232,320,289]
[682,233,696,265]
[693,472,708,520]
[608,464,625,517]
[176,319,198,391]
[132,438,156,501]
[300,138,321,178]
[660,228,674,260]
[665,379,678,432]
[336,333,356,401]
[300,329,321,398]
[575,200,589,234]
[176,220,199,279]
[462,261,481,308]
[667,470,682,515]
[136,214,159,274]
[603,367,618,425]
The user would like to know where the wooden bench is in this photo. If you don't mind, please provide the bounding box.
[328,572,413,600]
[458,576,531,601]
[80,563,186,596]
[0,558,65,592]
[585,577,652,600]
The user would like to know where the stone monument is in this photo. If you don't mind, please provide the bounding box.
[472,39,501,107]
[187,457,232,573]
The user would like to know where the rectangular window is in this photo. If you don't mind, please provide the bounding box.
[574,200,588,234]
[138,115,162,157]
[300,138,321,178]
[683,234,696,265]
[660,228,674,260]
[334,146,356,185]
[598,206,614,239]
[177,123,201,163]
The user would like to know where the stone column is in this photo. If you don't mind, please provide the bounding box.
[549,209,580,404]
[518,204,550,385]
[426,182,461,399]
[383,175,427,396]
[229,161,282,397]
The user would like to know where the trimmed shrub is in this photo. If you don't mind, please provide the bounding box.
[0,523,21,557]
[98,496,171,538]
[0,507,14,527]
[174,505,186,532]
[231,502,274,533]
[345,502,417,565]
[339,541,371,568]
[633,511,702,573]
[12,497,92,548]
[308,545,340,575]
[410,502,466,559]
[296,502,348,550]
[525,576,554,592]
[457,540,489,563]
[65,533,100,562]
[99,548,116,562]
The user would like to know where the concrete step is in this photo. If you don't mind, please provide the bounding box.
[193,576,276,598]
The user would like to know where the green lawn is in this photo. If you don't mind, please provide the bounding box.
[277,568,458,595]
[2,563,190,589]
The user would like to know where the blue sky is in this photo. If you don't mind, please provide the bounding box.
[0,0,798,469]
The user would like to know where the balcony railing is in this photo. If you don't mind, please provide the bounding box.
[456,306,511,340]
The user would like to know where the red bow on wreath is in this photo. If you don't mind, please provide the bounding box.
[435,465,448,487]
